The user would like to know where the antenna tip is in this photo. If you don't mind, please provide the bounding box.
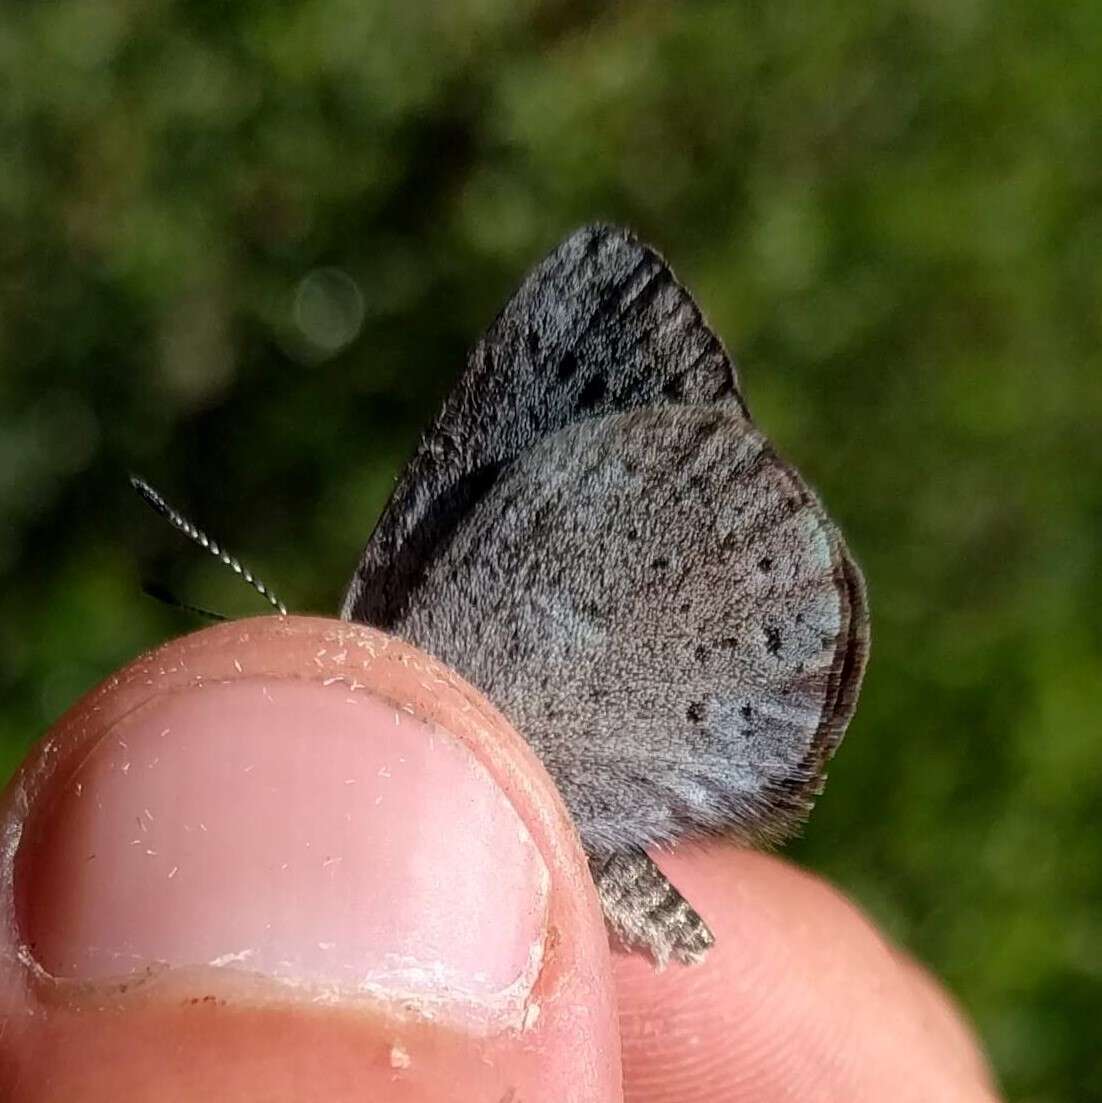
[130,474,169,515]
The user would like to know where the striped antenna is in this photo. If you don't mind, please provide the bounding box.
[130,475,287,615]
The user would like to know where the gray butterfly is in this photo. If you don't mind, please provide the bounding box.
[340,224,869,966]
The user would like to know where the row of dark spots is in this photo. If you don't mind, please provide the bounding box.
[556,351,701,413]
[555,352,726,413]
[694,637,738,661]
[547,330,729,413]
[553,348,610,413]
[685,700,754,723]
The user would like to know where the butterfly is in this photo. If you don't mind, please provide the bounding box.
[339,224,869,965]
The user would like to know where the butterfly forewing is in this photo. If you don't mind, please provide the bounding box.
[342,224,743,627]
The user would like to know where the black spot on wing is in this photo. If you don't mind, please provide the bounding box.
[578,373,607,411]
[557,349,577,381]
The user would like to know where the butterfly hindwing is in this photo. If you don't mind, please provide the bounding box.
[342,224,743,627]
[376,405,868,859]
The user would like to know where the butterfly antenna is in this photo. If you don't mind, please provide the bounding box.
[141,580,228,622]
[129,475,288,615]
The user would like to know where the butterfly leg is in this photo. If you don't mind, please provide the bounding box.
[590,848,714,966]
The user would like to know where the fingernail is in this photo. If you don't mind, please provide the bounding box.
[15,677,549,1028]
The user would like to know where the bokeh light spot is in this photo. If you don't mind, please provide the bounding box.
[292,268,366,358]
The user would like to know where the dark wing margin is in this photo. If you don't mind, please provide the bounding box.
[718,441,870,844]
[342,224,744,627]
[760,549,869,829]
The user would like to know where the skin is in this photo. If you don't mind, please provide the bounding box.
[0,616,1000,1102]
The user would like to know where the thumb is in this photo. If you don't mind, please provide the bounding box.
[0,616,621,1102]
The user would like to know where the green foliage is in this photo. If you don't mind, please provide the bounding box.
[1,2,1099,1096]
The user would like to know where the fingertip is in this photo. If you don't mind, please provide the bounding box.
[893,952,999,1092]
[613,847,997,1103]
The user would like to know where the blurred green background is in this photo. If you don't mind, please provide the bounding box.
[1,2,1099,1098]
